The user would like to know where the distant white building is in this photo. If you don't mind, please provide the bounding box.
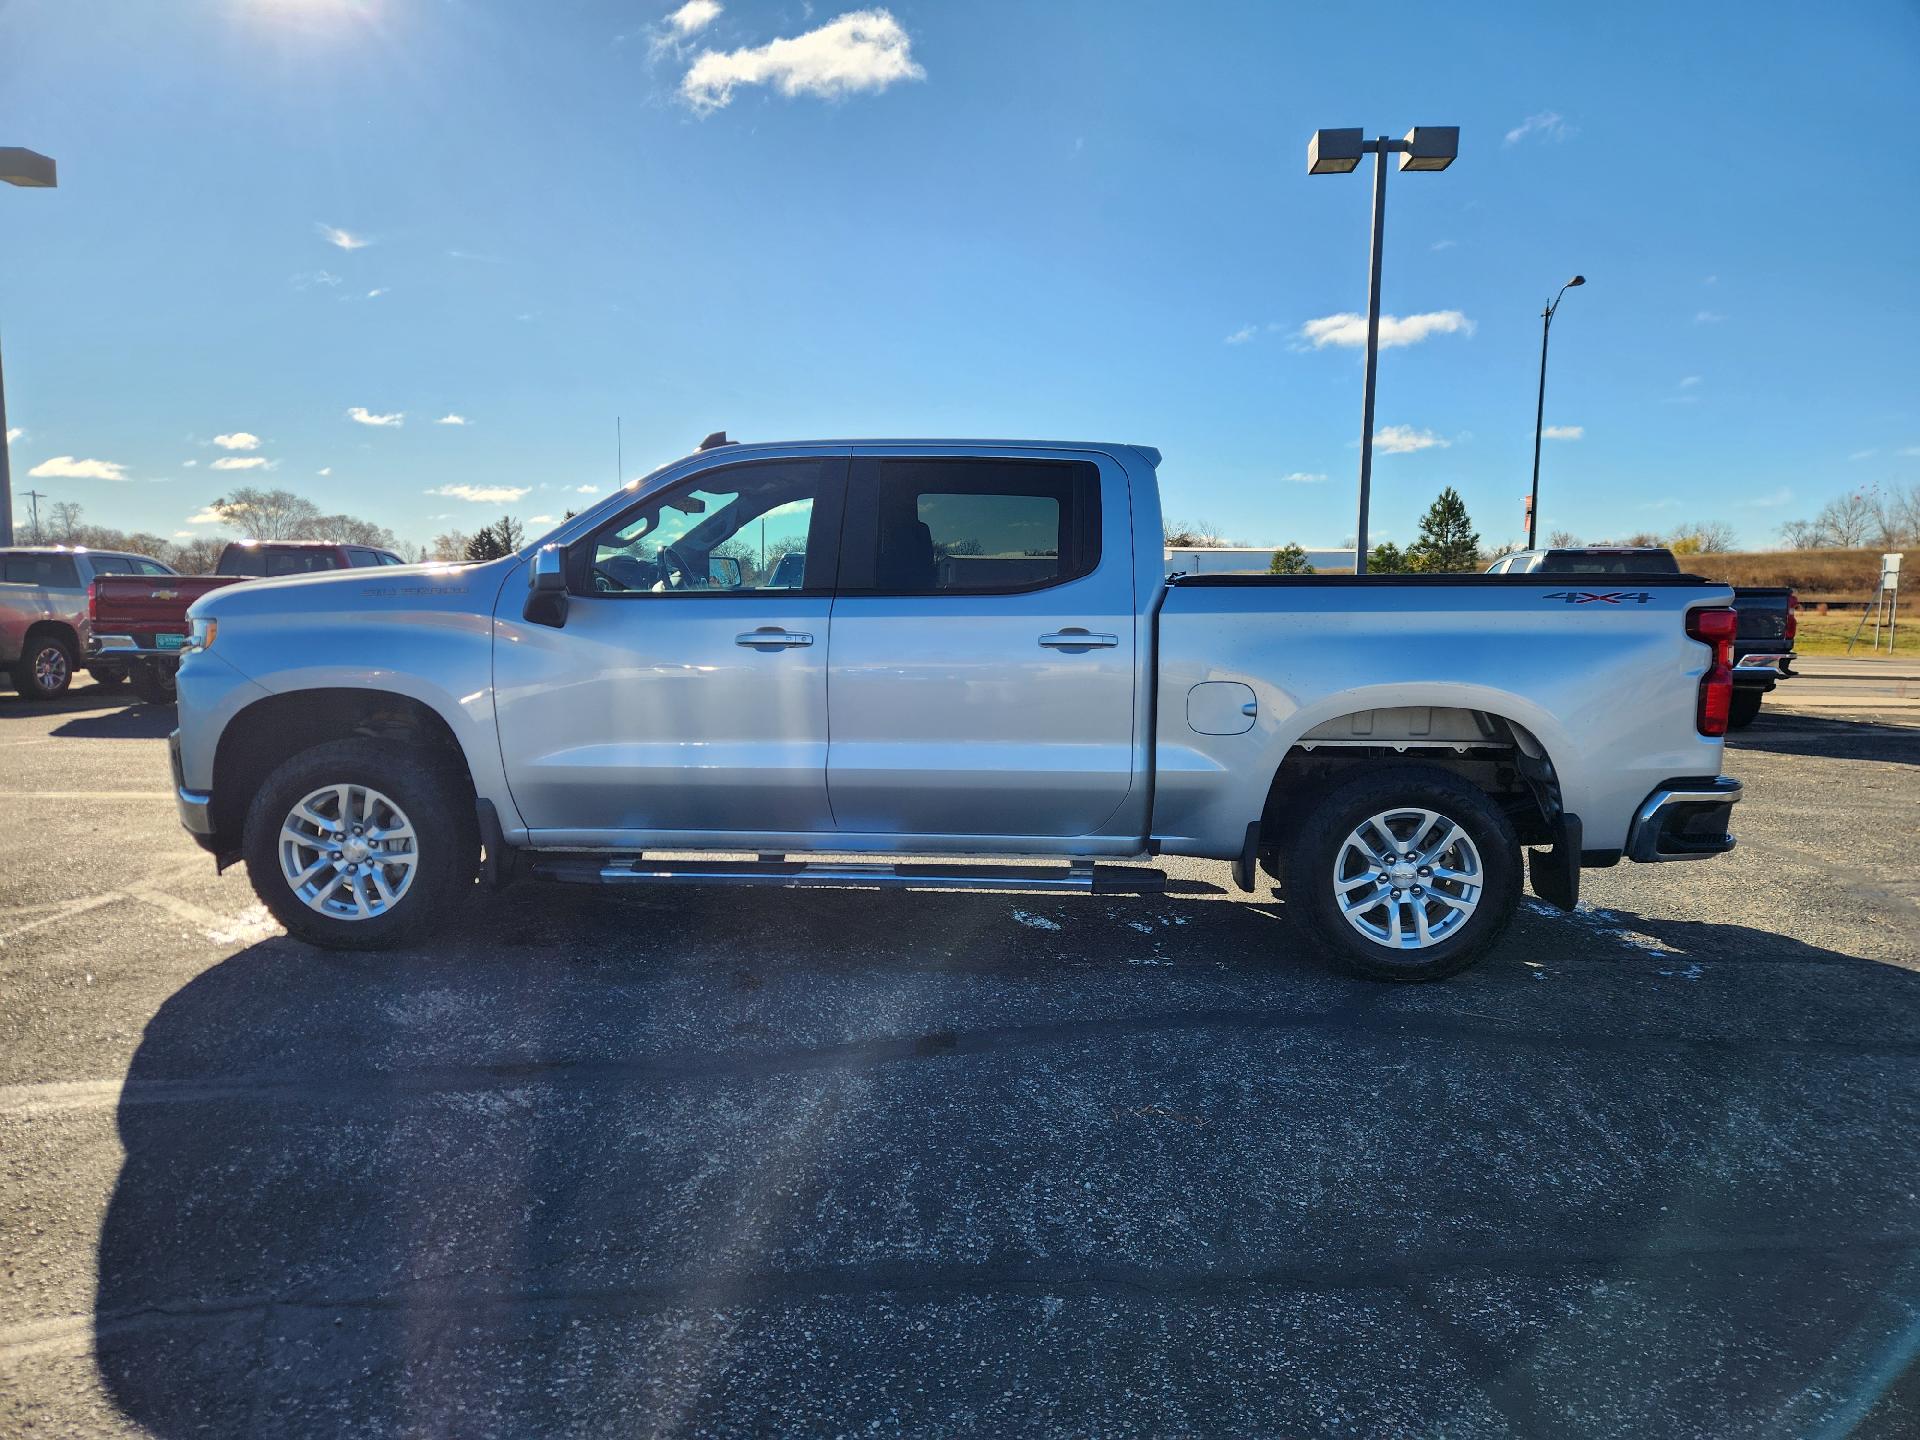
[1164,546,1357,576]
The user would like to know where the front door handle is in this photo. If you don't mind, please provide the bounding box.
[735,628,814,650]
[1039,629,1119,650]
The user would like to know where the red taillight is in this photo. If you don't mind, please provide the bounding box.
[1785,591,1798,646]
[1687,606,1737,736]
[87,580,97,620]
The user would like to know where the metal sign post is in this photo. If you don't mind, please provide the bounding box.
[1848,553,1902,655]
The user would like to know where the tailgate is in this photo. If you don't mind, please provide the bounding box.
[91,575,235,633]
[1732,587,1791,644]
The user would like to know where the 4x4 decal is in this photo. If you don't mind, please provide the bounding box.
[1543,590,1655,605]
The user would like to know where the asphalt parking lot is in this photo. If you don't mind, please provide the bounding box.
[2,681,1917,1438]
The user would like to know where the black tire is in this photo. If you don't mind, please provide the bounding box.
[1727,689,1763,730]
[10,631,75,700]
[1284,764,1522,982]
[88,665,128,688]
[130,660,178,705]
[243,738,478,950]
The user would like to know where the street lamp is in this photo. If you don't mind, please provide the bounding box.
[1526,274,1585,549]
[1,147,58,547]
[1308,125,1458,575]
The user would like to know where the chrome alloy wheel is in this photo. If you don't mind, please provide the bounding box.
[278,783,419,921]
[32,643,69,693]
[1332,807,1483,951]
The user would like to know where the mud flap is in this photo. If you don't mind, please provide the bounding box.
[1231,822,1261,893]
[1528,812,1582,912]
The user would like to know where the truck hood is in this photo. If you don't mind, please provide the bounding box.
[187,556,515,622]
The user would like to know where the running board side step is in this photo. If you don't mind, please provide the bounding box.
[528,857,1168,894]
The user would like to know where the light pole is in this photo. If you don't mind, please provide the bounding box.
[1527,274,1585,549]
[1308,126,1458,574]
[0,147,58,548]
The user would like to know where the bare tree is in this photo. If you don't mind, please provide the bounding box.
[311,513,399,549]
[431,530,473,561]
[1164,518,1229,547]
[1666,521,1736,555]
[207,487,323,540]
[1814,491,1878,548]
[1777,518,1826,549]
[1546,528,1580,548]
[48,501,85,541]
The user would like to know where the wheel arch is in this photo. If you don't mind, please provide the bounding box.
[1256,699,1568,861]
[210,688,477,842]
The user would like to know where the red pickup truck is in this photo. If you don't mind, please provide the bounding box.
[91,539,406,702]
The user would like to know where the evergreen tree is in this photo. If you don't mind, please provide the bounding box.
[1366,540,1406,574]
[1268,543,1316,575]
[1406,487,1480,572]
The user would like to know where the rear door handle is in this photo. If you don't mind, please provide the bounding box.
[1039,629,1119,650]
[735,629,813,650]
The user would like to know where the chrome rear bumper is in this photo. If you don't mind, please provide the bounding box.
[1626,776,1742,862]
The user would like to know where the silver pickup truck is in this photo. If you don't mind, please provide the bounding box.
[171,438,1743,980]
[1,546,178,699]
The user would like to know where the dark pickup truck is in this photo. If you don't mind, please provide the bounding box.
[1487,547,1794,728]
[91,539,406,702]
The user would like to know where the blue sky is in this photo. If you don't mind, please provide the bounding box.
[3,0,1917,552]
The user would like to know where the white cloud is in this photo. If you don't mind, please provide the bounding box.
[682,8,923,113]
[1849,449,1877,461]
[318,223,371,250]
[173,529,193,538]
[182,459,198,468]
[211,456,270,471]
[347,406,404,427]
[1694,310,1726,324]
[1704,274,1719,285]
[1899,445,1920,457]
[28,455,129,481]
[366,288,389,299]
[317,466,333,476]
[212,431,261,450]
[5,427,20,443]
[1281,472,1327,484]
[575,484,601,494]
[1373,426,1449,454]
[426,483,531,504]
[1298,310,1473,350]
[1742,486,1793,509]
[186,507,226,526]
[1430,239,1457,251]
[667,0,721,35]
[1541,425,1584,440]
[1504,111,1570,146]
[1224,324,1256,345]
[527,514,556,524]
[435,413,469,426]
[292,270,341,290]
[1679,375,1702,388]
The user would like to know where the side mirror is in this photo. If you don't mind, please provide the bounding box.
[524,544,569,629]
[708,555,743,590]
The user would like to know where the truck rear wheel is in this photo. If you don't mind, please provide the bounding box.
[243,738,478,950]
[130,660,177,705]
[1727,689,1763,730]
[1285,765,1521,982]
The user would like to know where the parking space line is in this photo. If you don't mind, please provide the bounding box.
[0,791,175,800]
[0,860,208,945]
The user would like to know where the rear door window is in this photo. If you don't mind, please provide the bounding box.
[840,457,1101,595]
[263,551,343,576]
[3,555,80,587]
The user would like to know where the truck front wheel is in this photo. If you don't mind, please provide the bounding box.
[1285,765,1521,982]
[242,738,478,950]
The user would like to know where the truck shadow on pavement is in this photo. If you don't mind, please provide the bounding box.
[91,885,1920,1437]
[1730,711,1920,767]
[50,704,175,740]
